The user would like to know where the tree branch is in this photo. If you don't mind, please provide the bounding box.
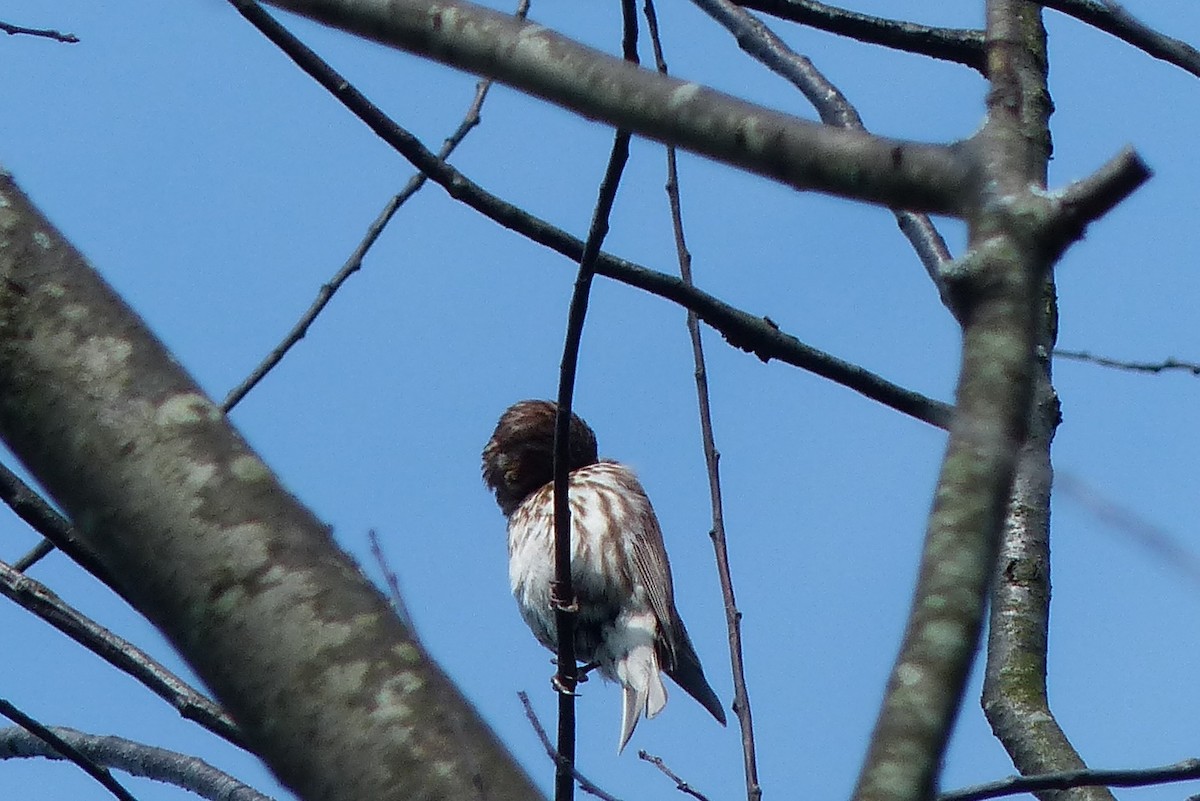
[225,0,956,430]
[0,725,275,801]
[0,169,542,801]
[1039,0,1200,79]
[726,0,985,71]
[0,703,138,801]
[259,0,973,212]
[643,5,760,797]
[0,20,79,43]
[941,758,1200,801]
[0,560,245,749]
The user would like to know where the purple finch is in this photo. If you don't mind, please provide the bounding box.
[482,400,726,752]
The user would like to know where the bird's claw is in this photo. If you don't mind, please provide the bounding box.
[549,581,579,613]
[551,674,580,696]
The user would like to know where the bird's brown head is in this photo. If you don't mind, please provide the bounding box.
[482,400,599,517]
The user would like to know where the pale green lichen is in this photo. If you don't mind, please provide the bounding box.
[668,82,702,109]
[77,336,131,376]
[156,392,220,426]
[230,454,270,483]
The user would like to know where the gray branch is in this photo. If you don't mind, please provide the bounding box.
[0,169,542,801]
[261,0,973,213]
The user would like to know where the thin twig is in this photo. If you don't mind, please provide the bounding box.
[642,5,760,800]
[638,751,712,801]
[0,699,139,801]
[0,560,245,749]
[367,530,415,629]
[517,692,623,801]
[0,20,79,42]
[1056,472,1200,590]
[12,538,54,572]
[940,758,1200,801]
[550,7,637,795]
[224,0,954,429]
[0,461,125,599]
[222,0,529,412]
[1054,349,1200,376]
[1038,0,1200,78]
[726,0,984,70]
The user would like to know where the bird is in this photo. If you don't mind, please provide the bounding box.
[482,399,726,752]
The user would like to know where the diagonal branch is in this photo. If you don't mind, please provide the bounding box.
[1039,0,1200,79]
[0,20,79,43]
[260,0,974,213]
[226,0,956,430]
[726,0,985,71]
[221,0,527,411]
[0,726,275,801]
[0,168,544,801]
[682,0,959,308]
[0,701,139,801]
[0,560,244,749]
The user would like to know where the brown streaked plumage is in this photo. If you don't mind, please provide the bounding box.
[482,400,726,752]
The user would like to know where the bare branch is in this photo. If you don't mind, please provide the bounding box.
[0,726,275,801]
[682,0,958,309]
[643,6,761,798]
[638,750,713,801]
[0,20,79,43]
[0,560,245,749]
[226,0,955,429]
[0,168,542,801]
[1039,0,1200,78]
[853,6,1059,801]
[260,0,973,212]
[727,0,984,71]
[221,0,527,411]
[1057,472,1200,590]
[0,702,139,801]
[518,692,623,801]
[983,312,1114,800]
[0,460,126,600]
[941,758,1200,801]
[1054,349,1200,375]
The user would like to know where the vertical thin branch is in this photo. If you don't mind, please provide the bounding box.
[551,4,639,799]
[642,3,760,800]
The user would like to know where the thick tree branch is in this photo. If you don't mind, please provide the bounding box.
[228,0,955,429]
[0,169,542,801]
[259,0,973,213]
[982,290,1115,801]
[682,0,958,307]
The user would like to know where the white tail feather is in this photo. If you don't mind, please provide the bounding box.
[615,642,667,752]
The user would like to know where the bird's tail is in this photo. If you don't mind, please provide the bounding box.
[615,642,668,753]
[665,617,727,727]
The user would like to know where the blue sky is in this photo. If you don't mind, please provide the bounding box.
[2,1,1198,799]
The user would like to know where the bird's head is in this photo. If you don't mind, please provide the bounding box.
[482,399,599,516]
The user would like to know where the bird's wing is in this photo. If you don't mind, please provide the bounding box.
[602,462,680,666]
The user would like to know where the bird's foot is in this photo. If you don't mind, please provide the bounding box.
[549,581,579,613]
[551,673,580,696]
